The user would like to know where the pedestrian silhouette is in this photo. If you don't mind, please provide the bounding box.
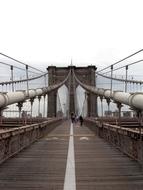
[79,115,83,126]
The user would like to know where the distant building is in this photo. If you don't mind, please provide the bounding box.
[104,110,112,117]
[122,111,132,117]
[112,110,119,117]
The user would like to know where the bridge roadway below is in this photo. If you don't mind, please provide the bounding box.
[0,121,143,189]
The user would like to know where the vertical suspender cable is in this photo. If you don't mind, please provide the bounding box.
[26,65,29,95]
[110,65,113,96]
[43,95,46,117]
[10,65,14,92]
[125,65,128,92]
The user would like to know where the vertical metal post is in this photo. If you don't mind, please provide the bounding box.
[125,65,128,92]
[17,102,23,124]
[38,96,41,117]
[30,98,34,117]
[31,101,33,117]
[106,98,111,116]
[100,96,103,117]
[117,102,122,127]
[10,65,14,92]
[110,65,113,96]
[19,106,21,118]
[43,94,46,117]
[118,105,121,127]
[26,65,29,95]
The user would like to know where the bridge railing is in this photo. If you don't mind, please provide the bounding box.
[84,118,143,164]
[0,118,63,164]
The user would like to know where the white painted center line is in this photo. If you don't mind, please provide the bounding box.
[63,123,76,190]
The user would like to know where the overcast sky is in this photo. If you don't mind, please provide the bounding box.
[0,0,143,71]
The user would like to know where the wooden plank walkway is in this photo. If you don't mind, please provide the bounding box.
[0,121,70,190]
[0,121,143,189]
[74,124,143,190]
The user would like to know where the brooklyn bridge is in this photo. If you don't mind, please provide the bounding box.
[0,50,143,189]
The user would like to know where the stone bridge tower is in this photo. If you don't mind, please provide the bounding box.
[47,65,97,117]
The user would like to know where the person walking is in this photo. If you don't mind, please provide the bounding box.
[79,115,83,126]
[71,112,75,123]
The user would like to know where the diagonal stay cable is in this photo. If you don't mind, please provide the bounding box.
[0,61,41,75]
[97,49,143,73]
[0,52,45,73]
[100,59,143,75]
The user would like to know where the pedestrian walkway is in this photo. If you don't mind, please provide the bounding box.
[0,121,143,190]
[74,123,143,190]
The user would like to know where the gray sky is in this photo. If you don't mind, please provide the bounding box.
[1,0,143,117]
[0,0,143,71]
